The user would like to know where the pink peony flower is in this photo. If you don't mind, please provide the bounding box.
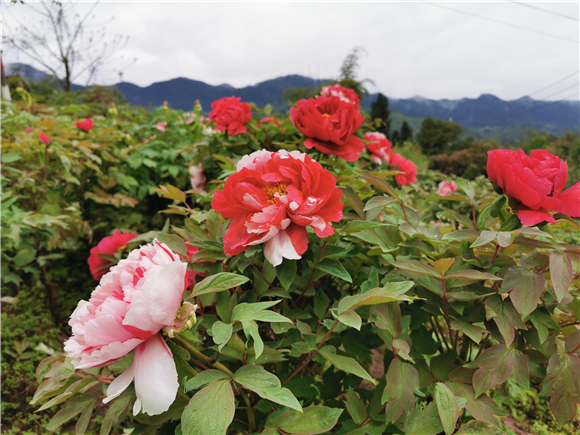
[155,122,167,132]
[25,127,33,133]
[364,132,392,164]
[88,231,138,281]
[66,239,187,416]
[390,153,417,186]
[189,164,206,191]
[319,85,360,107]
[438,181,458,197]
[75,119,94,132]
[211,150,343,266]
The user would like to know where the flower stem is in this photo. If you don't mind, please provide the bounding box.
[240,390,256,432]
[173,335,234,377]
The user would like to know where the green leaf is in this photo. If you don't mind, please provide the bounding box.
[360,173,400,199]
[392,260,441,278]
[470,231,497,248]
[343,186,365,219]
[278,405,343,434]
[47,395,98,432]
[312,258,352,283]
[445,270,501,281]
[337,282,414,315]
[541,352,580,425]
[565,329,580,354]
[464,345,518,398]
[75,398,95,435]
[450,320,486,344]
[191,273,250,297]
[313,290,330,320]
[232,300,282,323]
[382,358,423,423]
[434,383,461,435]
[155,233,188,258]
[100,394,132,435]
[344,387,367,425]
[485,296,527,346]
[364,195,397,211]
[332,310,362,330]
[449,382,506,428]
[182,379,235,435]
[404,402,444,435]
[244,320,264,359]
[455,421,504,435]
[369,303,402,338]
[276,260,297,291]
[502,266,545,318]
[319,346,376,385]
[342,220,389,234]
[233,365,302,411]
[185,370,229,392]
[550,251,573,303]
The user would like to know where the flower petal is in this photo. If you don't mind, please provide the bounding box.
[264,229,303,266]
[103,359,135,404]
[132,334,179,416]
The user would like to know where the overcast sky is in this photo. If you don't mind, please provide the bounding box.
[4,1,579,101]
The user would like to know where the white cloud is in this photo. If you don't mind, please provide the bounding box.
[4,1,579,101]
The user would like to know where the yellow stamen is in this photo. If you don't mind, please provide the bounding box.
[322,113,330,118]
[263,182,288,204]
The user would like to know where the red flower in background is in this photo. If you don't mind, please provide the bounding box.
[364,132,392,164]
[390,153,417,186]
[88,230,138,280]
[39,133,51,145]
[75,118,94,132]
[211,150,343,266]
[487,149,580,225]
[319,85,360,107]
[209,97,252,135]
[290,97,364,162]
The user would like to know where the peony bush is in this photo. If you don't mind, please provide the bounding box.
[3,85,580,435]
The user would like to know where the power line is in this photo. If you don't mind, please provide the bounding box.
[509,1,579,22]
[425,2,579,44]
[529,70,579,97]
[536,83,579,101]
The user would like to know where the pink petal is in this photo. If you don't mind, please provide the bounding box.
[132,334,179,416]
[517,206,556,225]
[264,229,303,266]
[103,360,135,404]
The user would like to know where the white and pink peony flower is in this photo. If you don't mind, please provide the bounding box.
[438,181,458,197]
[189,164,207,191]
[65,240,187,416]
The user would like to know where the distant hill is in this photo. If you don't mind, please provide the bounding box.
[7,62,579,139]
[114,75,327,112]
[362,93,579,135]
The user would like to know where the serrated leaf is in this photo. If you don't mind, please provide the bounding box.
[502,266,545,318]
[337,282,414,315]
[382,358,423,423]
[550,251,573,303]
[233,365,302,411]
[278,405,343,434]
[191,273,250,297]
[182,379,235,435]
[319,346,376,385]
[541,352,580,425]
[434,383,461,435]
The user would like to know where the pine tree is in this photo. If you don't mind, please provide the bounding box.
[400,120,413,143]
[370,93,391,137]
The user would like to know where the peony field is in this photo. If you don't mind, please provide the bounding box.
[3,80,580,434]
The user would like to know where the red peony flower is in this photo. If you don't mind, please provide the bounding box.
[39,133,51,145]
[75,118,94,132]
[290,97,364,162]
[88,230,138,280]
[211,150,344,266]
[390,153,417,186]
[487,149,580,225]
[25,127,33,133]
[320,85,360,107]
[364,132,392,164]
[209,96,252,135]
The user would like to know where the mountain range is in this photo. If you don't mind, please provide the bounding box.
[7,62,579,139]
